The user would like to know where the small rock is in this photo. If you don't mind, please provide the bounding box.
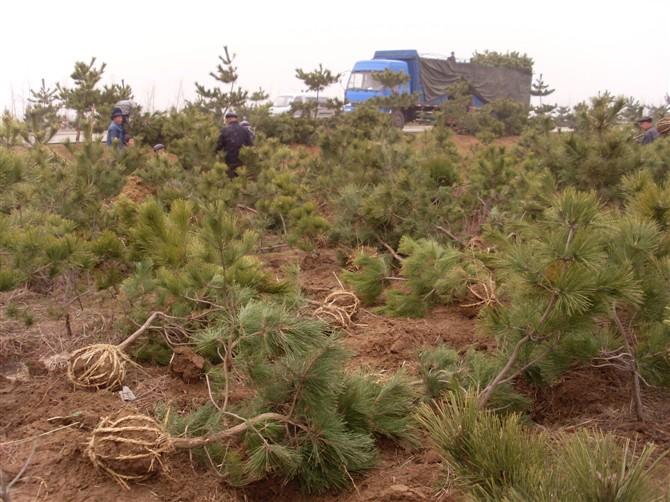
[0,361,30,382]
[170,347,206,383]
[118,385,137,401]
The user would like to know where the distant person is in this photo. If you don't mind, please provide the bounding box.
[215,111,253,178]
[106,107,126,147]
[124,136,135,147]
[637,116,660,145]
[448,51,456,62]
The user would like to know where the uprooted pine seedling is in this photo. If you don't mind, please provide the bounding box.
[366,236,494,317]
[85,300,418,493]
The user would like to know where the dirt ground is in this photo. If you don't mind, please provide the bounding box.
[1,247,668,501]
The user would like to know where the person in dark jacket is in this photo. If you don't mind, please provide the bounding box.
[637,116,660,145]
[215,111,253,178]
[106,107,126,147]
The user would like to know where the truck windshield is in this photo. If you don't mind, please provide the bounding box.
[347,72,384,91]
[273,96,293,107]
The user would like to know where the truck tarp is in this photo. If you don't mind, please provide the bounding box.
[419,58,532,105]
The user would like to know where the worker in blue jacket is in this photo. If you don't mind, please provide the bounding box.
[106,107,126,147]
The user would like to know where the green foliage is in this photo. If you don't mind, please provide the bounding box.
[341,250,388,305]
[418,346,461,398]
[194,46,267,122]
[122,199,286,317]
[23,78,61,145]
[417,390,552,500]
[57,57,132,138]
[557,430,666,502]
[295,64,341,119]
[523,94,647,200]
[418,347,530,411]
[438,81,528,137]
[379,236,485,317]
[254,112,319,145]
[370,69,410,90]
[246,155,330,250]
[338,371,418,441]
[479,188,643,405]
[417,390,666,501]
[185,302,417,492]
[133,336,173,366]
[471,50,534,73]
[0,112,26,147]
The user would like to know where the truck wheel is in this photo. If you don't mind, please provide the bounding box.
[391,110,405,129]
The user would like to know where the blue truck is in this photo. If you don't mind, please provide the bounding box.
[344,49,532,127]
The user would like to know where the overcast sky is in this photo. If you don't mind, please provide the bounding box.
[2,0,668,115]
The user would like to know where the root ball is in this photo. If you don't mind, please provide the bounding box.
[314,290,361,328]
[67,344,127,391]
[86,411,173,488]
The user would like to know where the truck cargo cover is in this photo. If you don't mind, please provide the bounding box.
[419,58,532,105]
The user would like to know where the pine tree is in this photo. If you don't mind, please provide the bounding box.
[295,64,341,119]
[530,73,555,104]
[367,69,415,125]
[23,79,61,145]
[194,46,267,122]
[0,111,26,147]
[553,105,574,128]
[622,96,645,123]
[57,58,106,142]
[478,189,642,408]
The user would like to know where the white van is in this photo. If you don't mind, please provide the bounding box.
[269,94,336,119]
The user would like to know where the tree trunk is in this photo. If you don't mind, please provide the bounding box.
[611,305,645,422]
[171,413,291,449]
[478,295,557,408]
[478,334,530,408]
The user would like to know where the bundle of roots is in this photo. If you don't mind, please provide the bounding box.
[86,411,173,489]
[314,290,361,328]
[67,312,166,391]
[67,344,130,390]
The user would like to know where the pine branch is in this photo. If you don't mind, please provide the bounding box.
[377,238,403,263]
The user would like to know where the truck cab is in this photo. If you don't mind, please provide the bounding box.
[344,59,411,107]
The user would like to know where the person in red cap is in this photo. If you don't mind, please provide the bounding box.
[215,110,254,178]
[106,107,126,147]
